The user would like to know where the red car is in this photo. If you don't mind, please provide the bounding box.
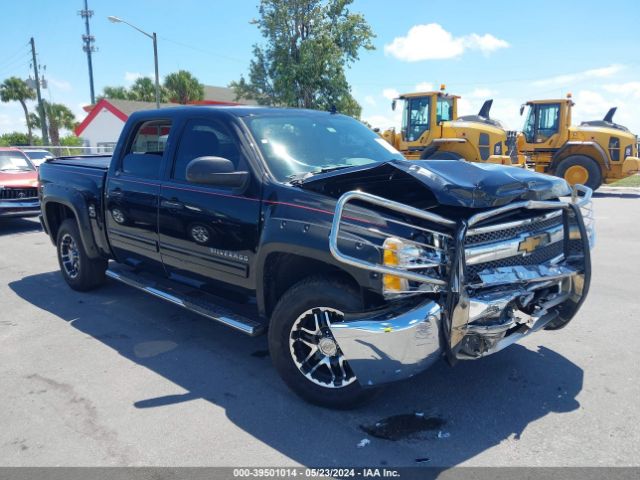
[0,148,40,218]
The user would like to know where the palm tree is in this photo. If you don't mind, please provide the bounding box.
[163,70,204,104]
[0,77,36,144]
[98,86,130,101]
[29,101,76,146]
[130,77,167,102]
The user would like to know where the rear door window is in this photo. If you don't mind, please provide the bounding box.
[121,120,172,178]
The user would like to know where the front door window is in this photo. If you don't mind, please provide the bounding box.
[535,103,561,143]
[405,97,430,141]
[522,104,561,144]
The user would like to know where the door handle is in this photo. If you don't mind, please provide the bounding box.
[161,199,184,209]
[111,188,123,198]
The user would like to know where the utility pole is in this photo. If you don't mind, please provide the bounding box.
[30,37,49,145]
[79,0,96,104]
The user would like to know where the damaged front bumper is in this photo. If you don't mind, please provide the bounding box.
[328,184,593,386]
[331,300,442,386]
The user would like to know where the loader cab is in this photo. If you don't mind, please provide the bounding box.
[393,90,458,145]
[520,98,573,150]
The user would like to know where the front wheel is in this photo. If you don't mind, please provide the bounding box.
[555,155,602,190]
[268,276,378,409]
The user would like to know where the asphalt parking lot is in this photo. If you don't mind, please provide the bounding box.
[1,193,639,468]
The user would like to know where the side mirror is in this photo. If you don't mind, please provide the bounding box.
[391,99,396,111]
[519,104,525,116]
[186,156,248,188]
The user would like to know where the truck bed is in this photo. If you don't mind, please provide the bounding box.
[47,155,112,170]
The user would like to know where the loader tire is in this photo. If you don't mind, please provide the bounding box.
[555,155,602,190]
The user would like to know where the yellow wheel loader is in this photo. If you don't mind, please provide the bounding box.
[380,87,517,165]
[514,95,640,190]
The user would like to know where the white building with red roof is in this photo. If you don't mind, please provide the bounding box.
[74,86,255,150]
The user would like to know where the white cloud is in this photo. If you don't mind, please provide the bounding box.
[603,81,640,99]
[382,88,400,100]
[364,95,376,106]
[463,33,509,55]
[384,23,509,62]
[46,76,72,92]
[362,111,403,131]
[415,82,434,92]
[533,64,625,87]
[576,88,640,133]
[457,95,521,130]
[124,72,143,84]
[467,88,495,99]
[0,102,31,133]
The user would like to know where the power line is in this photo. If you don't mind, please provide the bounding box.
[0,62,32,79]
[158,35,246,64]
[0,50,31,72]
[0,43,30,67]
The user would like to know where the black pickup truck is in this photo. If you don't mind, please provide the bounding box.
[38,106,594,408]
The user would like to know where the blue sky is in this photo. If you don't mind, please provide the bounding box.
[1,0,639,137]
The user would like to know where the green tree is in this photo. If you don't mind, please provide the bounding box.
[231,0,374,117]
[163,70,204,104]
[0,132,29,146]
[98,85,130,101]
[130,77,167,102]
[0,77,37,144]
[29,101,76,146]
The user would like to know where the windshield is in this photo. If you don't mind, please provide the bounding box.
[25,151,52,160]
[243,113,404,181]
[0,151,35,172]
[522,105,535,143]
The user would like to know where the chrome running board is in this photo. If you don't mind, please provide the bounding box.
[106,267,265,336]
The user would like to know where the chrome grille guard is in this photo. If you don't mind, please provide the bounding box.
[329,184,593,287]
[329,184,592,363]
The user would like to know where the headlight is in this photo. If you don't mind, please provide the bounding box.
[382,237,433,294]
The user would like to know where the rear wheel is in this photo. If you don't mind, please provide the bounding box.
[555,155,602,190]
[268,276,377,409]
[56,219,107,291]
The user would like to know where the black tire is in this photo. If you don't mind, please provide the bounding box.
[554,155,602,190]
[268,275,378,409]
[56,219,107,291]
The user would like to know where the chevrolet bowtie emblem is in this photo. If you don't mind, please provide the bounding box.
[518,232,550,254]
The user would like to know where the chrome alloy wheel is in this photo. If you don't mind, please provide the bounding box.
[60,233,81,279]
[289,307,356,388]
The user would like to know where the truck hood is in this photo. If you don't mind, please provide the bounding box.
[0,170,39,187]
[299,160,570,209]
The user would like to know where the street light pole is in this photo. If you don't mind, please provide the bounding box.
[152,32,159,109]
[107,16,160,108]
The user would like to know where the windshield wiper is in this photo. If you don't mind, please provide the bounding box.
[311,165,353,174]
[287,165,354,185]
